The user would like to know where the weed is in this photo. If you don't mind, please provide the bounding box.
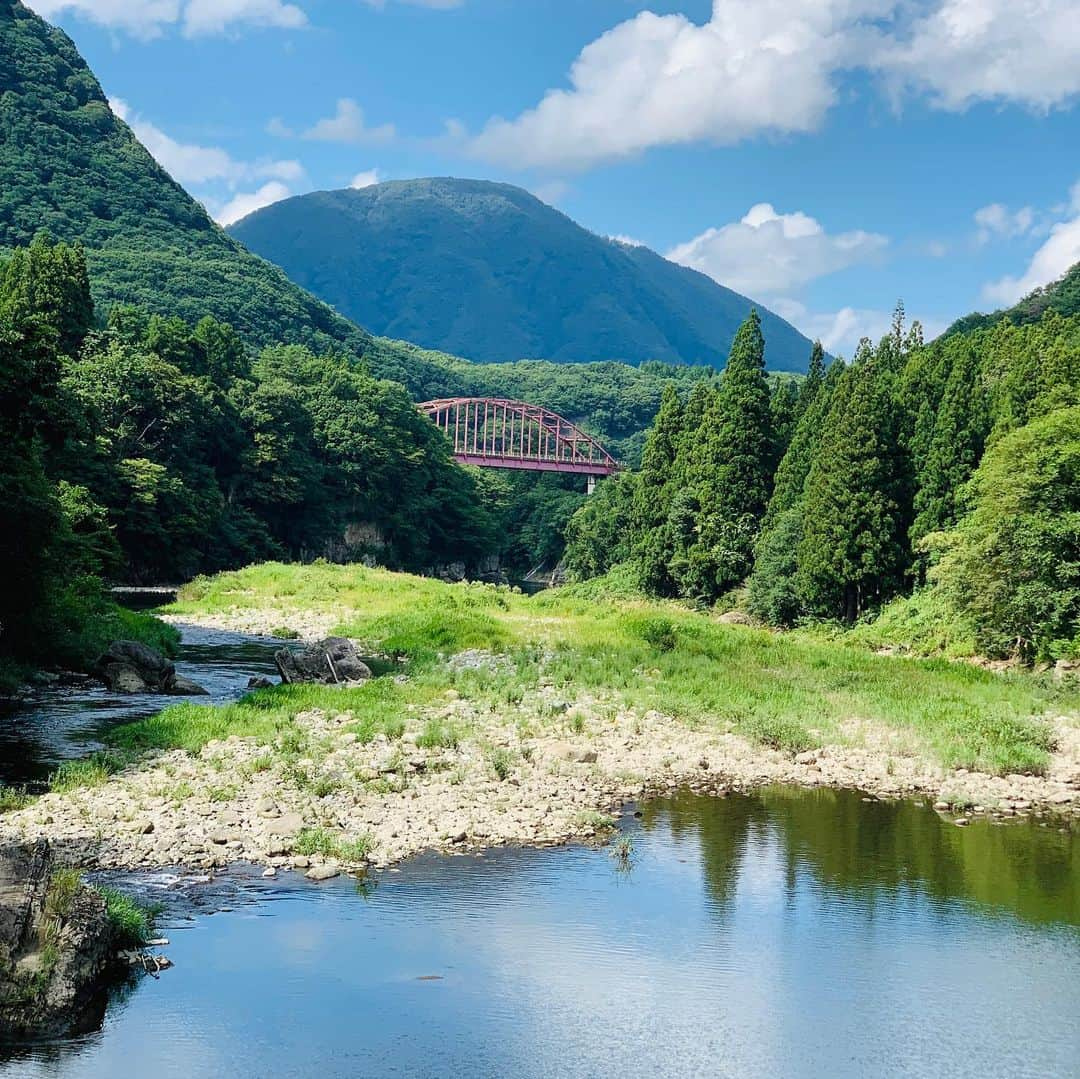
[0,786,34,813]
[294,826,373,863]
[98,887,159,947]
[416,718,461,749]
[50,752,128,793]
[486,746,516,781]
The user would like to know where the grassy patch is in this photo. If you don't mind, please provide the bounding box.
[416,717,462,749]
[98,887,158,947]
[161,562,1080,777]
[0,786,34,813]
[50,751,129,793]
[294,826,373,862]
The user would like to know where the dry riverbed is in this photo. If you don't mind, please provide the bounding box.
[2,616,1078,879]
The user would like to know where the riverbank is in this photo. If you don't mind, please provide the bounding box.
[1,563,1077,876]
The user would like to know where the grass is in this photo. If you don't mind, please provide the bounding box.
[143,562,1080,777]
[50,751,130,793]
[98,887,159,947]
[294,826,374,863]
[0,786,34,812]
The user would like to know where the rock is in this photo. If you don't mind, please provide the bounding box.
[570,749,598,765]
[291,856,310,869]
[0,840,120,1038]
[96,641,208,696]
[305,865,340,882]
[256,797,280,818]
[262,867,277,878]
[795,751,819,765]
[247,676,275,690]
[954,817,970,826]
[274,812,305,837]
[275,638,372,686]
[167,675,210,697]
[718,610,754,626]
[450,831,468,844]
[96,640,174,694]
[137,821,155,835]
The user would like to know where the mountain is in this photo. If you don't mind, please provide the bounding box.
[228,178,817,372]
[0,0,454,393]
[946,260,1080,336]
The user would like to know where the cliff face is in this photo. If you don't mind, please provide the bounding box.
[0,840,117,1038]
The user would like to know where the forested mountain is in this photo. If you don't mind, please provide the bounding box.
[946,259,1080,335]
[0,0,461,393]
[228,178,816,372]
[566,309,1080,662]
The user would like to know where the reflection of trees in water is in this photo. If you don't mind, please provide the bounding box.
[642,788,1077,927]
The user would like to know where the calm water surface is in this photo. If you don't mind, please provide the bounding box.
[1,788,1076,1079]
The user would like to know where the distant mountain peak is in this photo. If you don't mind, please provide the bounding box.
[230,176,816,372]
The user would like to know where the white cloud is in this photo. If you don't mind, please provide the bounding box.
[465,0,1080,171]
[771,299,946,357]
[182,0,305,35]
[529,180,569,206]
[302,99,395,144]
[213,181,292,225]
[974,202,1034,244]
[666,203,887,298]
[609,234,644,248]
[350,169,381,189]
[111,98,303,186]
[27,0,181,37]
[982,215,1080,306]
[878,0,1080,111]
[27,0,307,37]
[266,117,294,138]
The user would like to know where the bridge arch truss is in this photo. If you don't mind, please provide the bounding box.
[417,397,618,477]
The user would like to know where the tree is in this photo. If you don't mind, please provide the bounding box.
[674,311,774,601]
[796,347,912,621]
[928,407,1080,660]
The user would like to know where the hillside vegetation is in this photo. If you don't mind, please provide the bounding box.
[229,178,816,372]
[566,308,1080,663]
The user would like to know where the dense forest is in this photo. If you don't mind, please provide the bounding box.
[0,236,508,678]
[564,305,1080,662]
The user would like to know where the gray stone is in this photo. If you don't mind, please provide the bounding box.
[167,675,210,697]
[275,637,372,686]
[247,676,275,690]
[305,864,340,881]
[274,812,305,837]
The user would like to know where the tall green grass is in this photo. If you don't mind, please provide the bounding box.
[154,562,1077,776]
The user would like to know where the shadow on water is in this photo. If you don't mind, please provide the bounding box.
[0,625,281,790]
[1,789,1076,1078]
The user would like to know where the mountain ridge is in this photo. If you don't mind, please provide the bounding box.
[229,177,817,372]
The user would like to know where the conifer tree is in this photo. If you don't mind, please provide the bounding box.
[674,310,774,601]
[796,345,912,621]
[797,341,826,419]
[910,341,990,545]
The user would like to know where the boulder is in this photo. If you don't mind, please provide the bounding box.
[718,610,754,626]
[167,675,210,697]
[275,637,372,686]
[95,640,208,696]
[247,676,275,690]
[0,840,121,1039]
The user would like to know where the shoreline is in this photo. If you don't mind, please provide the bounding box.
[0,612,1076,877]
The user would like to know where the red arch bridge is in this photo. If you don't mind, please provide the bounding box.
[417,398,618,490]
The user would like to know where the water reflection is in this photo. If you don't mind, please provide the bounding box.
[2,789,1076,1078]
[645,787,1078,927]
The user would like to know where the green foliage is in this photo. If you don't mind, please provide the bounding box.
[927,407,1080,660]
[295,826,373,862]
[797,347,912,621]
[49,751,128,793]
[98,887,157,947]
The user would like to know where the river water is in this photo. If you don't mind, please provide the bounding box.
[0,630,1077,1077]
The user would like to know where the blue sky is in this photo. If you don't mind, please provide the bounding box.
[27,0,1080,356]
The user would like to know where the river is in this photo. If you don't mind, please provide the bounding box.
[0,628,1077,1077]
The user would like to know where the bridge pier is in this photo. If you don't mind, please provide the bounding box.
[587,476,596,496]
